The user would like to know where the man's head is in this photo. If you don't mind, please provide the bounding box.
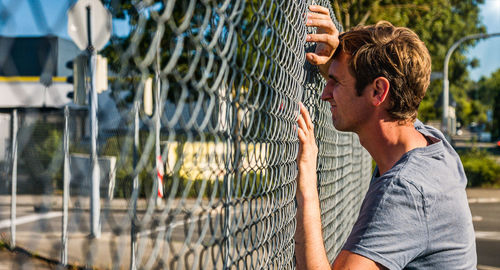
[331,21,431,122]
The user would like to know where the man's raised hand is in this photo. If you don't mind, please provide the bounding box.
[305,5,340,78]
[296,102,318,197]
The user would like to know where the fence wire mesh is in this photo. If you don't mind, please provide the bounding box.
[0,0,371,269]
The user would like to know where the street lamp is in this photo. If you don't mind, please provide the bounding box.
[442,32,500,137]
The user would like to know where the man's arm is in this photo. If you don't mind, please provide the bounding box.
[295,102,330,270]
[333,251,386,270]
[295,103,385,270]
[295,6,337,269]
[296,6,338,268]
[296,6,386,270]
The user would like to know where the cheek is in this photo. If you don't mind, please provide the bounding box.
[332,87,342,102]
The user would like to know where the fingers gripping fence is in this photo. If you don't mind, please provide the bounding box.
[0,0,371,269]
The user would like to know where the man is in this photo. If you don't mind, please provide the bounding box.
[295,5,476,270]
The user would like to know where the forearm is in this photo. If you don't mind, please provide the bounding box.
[295,172,331,270]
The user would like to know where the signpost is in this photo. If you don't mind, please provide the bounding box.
[68,0,111,239]
[68,0,111,51]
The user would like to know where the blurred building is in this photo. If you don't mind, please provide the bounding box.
[0,36,79,107]
[0,36,82,163]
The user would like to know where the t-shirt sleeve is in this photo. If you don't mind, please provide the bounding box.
[342,177,427,270]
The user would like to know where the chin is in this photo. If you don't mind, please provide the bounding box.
[332,121,352,132]
[332,120,344,131]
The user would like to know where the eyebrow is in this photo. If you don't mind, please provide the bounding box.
[328,73,341,83]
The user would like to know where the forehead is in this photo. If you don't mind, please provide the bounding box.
[330,52,354,80]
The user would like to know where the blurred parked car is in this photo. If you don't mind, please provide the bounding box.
[479,132,492,142]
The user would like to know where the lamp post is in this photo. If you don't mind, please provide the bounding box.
[442,32,500,137]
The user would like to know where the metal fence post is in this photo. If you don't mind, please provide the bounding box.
[223,114,235,269]
[10,109,18,248]
[61,106,70,265]
[89,47,101,239]
[87,6,101,238]
[154,47,162,208]
[223,173,231,269]
[130,101,140,270]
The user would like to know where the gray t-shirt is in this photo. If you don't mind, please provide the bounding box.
[343,121,476,270]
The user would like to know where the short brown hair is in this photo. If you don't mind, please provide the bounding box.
[333,21,431,121]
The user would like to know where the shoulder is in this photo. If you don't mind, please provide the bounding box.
[365,174,425,218]
[343,175,428,269]
[358,175,428,239]
[394,124,467,190]
[413,119,445,140]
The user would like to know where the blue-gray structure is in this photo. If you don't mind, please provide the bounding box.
[0,36,79,78]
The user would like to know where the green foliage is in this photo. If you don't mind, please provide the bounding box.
[459,148,500,187]
[494,92,500,139]
[476,68,500,137]
[102,0,236,108]
[477,69,500,106]
[19,123,63,194]
[95,132,155,199]
[418,80,441,122]
[104,0,489,125]
[456,98,488,126]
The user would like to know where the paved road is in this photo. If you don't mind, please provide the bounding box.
[0,196,232,269]
[467,189,500,269]
[470,201,500,269]
[1,191,499,269]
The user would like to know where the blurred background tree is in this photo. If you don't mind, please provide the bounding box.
[104,0,493,132]
[330,0,487,126]
[477,68,500,138]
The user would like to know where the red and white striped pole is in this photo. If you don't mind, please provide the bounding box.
[156,155,164,205]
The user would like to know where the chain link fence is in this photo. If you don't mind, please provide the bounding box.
[0,0,371,269]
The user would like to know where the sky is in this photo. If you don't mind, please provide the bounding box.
[0,0,129,42]
[0,0,499,81]
[0,0,71,38]
[467,0,500,81]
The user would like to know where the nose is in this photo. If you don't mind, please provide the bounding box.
[321,80,334,101]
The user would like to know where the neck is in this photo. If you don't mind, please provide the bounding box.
[357,118,428,176]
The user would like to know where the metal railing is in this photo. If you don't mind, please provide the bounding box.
[0,0,371,269]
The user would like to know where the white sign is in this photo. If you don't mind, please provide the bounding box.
[68,0,112,51]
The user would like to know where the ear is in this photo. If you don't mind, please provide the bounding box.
[370,77,390,106]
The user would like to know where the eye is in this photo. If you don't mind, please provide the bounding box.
[326,79,337,88]
[329,79,339,87]
[328,75,340,86]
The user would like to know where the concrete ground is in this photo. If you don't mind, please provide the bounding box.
[0,195,224,269]
[467,188,500,270]
[0,189,499,269]
[0,245,56,270]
